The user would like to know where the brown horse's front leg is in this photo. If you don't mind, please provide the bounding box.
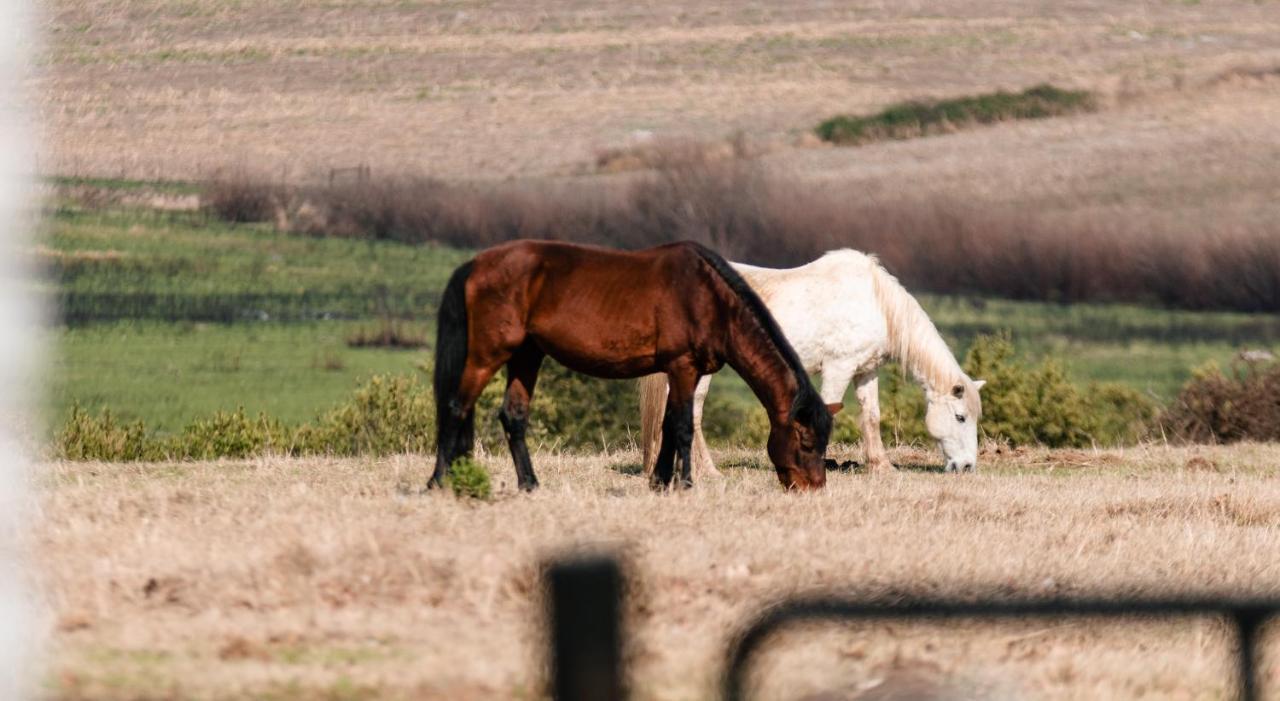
[652,369,699,491]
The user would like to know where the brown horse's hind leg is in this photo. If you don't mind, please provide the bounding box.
[651,369,699,491]
[429,358,504,488]
[499,344,544,492]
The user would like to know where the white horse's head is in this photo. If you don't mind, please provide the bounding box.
[924,378,985,472]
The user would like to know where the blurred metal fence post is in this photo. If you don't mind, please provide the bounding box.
[548,555,626,701]
[1236,607,1265,701]
[721,597,1277,701]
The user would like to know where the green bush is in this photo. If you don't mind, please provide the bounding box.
[821,335,1156,451]
[297,374,435,456]
[816,84,1096,146]
[173,408,289,460]
[55,404,154,461]
[1086,383,1158,446]
[962,333,1155,447]
[445,457,491,501]
[473,360,643,452]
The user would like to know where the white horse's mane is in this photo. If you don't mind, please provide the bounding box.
[818,249,980,415]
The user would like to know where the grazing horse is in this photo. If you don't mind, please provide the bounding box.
[641,249,985,477]
[430,240,832,492]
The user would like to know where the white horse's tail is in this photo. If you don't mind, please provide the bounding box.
[639,374,667,477]
[639,373,718,479]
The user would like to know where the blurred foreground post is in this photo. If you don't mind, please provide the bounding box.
[547,555,626,701]
[0,1,38,698]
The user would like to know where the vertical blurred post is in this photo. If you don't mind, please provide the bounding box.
[547,555,626,701]
[1235,609,1263,701]
[0,0,39,698]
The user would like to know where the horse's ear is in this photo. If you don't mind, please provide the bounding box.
[951,384,964,398]
[973,379,987,391]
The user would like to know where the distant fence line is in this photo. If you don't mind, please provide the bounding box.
[53,291,443,325]
[546,555,1279,701]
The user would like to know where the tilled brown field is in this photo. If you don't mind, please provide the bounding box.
[37,443,1280,700]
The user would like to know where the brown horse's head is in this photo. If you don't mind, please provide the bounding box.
[767,388,832,490]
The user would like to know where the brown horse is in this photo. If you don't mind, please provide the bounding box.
[429,240,831,491]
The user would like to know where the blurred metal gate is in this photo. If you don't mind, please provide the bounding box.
[546,555,1278,701]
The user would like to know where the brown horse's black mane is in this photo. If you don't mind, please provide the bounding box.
[685,243,831,443]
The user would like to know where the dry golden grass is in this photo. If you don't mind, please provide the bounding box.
[36,443,1280,700]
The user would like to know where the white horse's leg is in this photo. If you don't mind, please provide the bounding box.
[854,371,895,473]
[818,363,856,415]
[691,374,719,477]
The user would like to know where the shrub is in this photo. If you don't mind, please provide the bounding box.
[1162,359,1280,442]
[683,336,1155,453]
[473,360,643,452]
[445,457,491,501]
[297,374,435,456]
[818,335,1156,450]
[173,408,289,460]
[963,334,1159,447]
[815,84,1096,145]
[876,366,931,445]
[1087,383,1159,445]
[55,404,154,461]
[204,172,279,223]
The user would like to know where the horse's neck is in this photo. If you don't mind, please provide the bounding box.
[722,307,799,422]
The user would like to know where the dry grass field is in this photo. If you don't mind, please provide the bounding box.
[37,444,1280,700]
[41,1,1280,184]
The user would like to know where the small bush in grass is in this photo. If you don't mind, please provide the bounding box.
[174,408,289,460]
[1088,383,1159,445]
[816,84,1096,145]
[297,374,435,456]
[471,360,644,453]
[963,333,1156,447]
[825,335,1156,450]
[699,336,1154,454]
[445,457,491,501]
[203,172,279,223]
[56,404,153,461]
[1162,359,1280,443]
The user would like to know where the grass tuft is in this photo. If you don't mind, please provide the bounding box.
[445,457,491,501]
[815,84,1097,145]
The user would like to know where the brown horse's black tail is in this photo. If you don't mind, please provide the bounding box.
[431,259,475,485]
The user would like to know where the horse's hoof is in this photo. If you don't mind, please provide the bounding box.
[867,460,896,474]
[518,480,539,493]
[824,458,860,472]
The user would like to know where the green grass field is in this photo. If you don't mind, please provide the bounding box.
[42,202,1280,436]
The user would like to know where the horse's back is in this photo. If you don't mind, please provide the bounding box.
[734,250,886,372]
[467,240,717,377]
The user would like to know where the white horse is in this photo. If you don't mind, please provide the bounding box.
[640,249,985,477]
